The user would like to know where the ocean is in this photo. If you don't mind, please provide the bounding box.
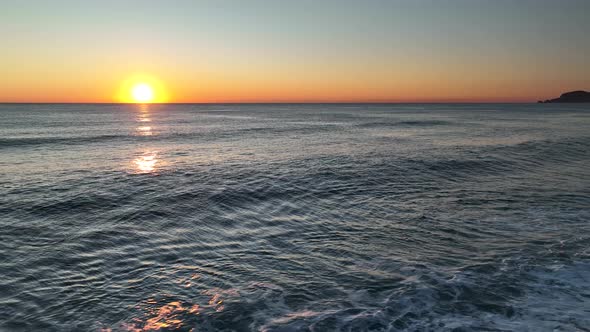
[0,103,589,331]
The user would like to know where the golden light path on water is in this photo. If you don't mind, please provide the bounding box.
[98,268,235,331]
[136,126,153,136]
[134,153,158,173]
[132,104,159,174]
[125,105,229,331]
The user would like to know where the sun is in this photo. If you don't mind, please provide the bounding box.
[118,75,169,103]
[131,83,155,103]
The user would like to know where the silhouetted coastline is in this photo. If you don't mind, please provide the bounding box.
[538,90,590,103]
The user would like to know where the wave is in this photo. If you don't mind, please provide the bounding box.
[255,262,590,331]
[0,135,129,148]
[0,124,340,149]
[358,120,452,128]
[2,105,589,331]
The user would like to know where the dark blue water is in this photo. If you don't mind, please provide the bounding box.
[1,104,589,331]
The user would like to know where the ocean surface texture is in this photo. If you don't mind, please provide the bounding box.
[1,104,589,332]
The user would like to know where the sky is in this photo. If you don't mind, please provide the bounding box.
[1,0,589,103]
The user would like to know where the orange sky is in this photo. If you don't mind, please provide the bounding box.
[2,66,585,103]
[1,1,589,103]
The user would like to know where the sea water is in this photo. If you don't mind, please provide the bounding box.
[1,103,589,331]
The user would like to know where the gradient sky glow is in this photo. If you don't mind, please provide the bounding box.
[1,0,589,103]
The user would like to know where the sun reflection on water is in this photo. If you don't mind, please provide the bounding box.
[121,290,234,331]
[135,104,154,135]
[113,268,239,331]
[124,301,187,331]
[136,126,153,136]
[133,152,158,173]
[130,104,160,174]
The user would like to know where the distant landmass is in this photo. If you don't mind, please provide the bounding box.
[538,90,590,103]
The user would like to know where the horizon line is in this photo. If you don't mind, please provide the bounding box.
[0,101,541,105]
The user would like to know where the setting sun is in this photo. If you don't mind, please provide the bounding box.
[118,75,169,103]
[131,83,154,103]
